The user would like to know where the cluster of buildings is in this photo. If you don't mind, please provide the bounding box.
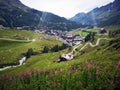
[0,24,107,47]
[35,29,85,46]
[61,33,85,46]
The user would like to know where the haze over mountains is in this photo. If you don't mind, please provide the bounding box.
[70,0,120,26]
[0,0,81,30]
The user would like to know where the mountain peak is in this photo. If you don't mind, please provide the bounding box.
[0,0,81,30]
[70,0,120,26]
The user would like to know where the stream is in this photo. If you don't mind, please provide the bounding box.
[0,57,27,71]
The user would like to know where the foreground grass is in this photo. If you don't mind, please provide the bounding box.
[0,60,120,90]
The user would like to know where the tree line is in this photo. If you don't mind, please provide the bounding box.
[42,44,68,53]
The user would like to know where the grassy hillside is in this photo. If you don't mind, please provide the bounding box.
[74,28,99,37]
[0,29,62,68]
[0,29,120,89]
[74,28,89,37]
[0,29,44,40]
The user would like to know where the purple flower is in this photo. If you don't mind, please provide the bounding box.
[36,69,41,74]
[9,75,13,81]
[59,68,63,72]
[43,68,46,73]
[117,60,120,68]
[54,81,57,87]
[49,70,52,76]
[27,71,32,76]
[85,60,92,69]
[1,74,6,80]
[67,70,71,75]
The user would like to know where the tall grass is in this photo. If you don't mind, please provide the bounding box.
[0,60,120,90]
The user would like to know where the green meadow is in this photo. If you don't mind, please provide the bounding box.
[0,29,120,90]
[74,28,89,37]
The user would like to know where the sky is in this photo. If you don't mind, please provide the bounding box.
[20,0,114,18]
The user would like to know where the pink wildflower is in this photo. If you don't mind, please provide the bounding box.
[49,70,52,77]
[60,68,63,72]
[54,81,57,87]
[43,68,46,73]
[96,70,99,75]
[117,60,120,68]
[36,69,41,74]
[85,60,92,69]
[28,71,32,76]
[1,74,6,80]
[67,70,71,75]
[9,75,13,81]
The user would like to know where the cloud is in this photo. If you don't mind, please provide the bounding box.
[20,0,114,18]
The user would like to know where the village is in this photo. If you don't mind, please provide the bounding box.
[0,24,107,47]
[0,24,108,63]
[34,27,107,62]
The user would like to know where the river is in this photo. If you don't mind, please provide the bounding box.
[0,57,26,71]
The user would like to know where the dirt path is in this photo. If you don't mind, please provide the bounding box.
[0,38,35,42]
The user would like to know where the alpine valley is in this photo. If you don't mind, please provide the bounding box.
[0,0,120,90]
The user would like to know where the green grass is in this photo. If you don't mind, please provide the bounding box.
[0,39,62,66]
[0,29,44,40]
[0,29,62,67]
[104,25,120,31]
[74,28,99,37]
[0,29,120,89]
[86,29,99,32]
[74,29,89,37]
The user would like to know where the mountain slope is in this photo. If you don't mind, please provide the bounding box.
[70,0,120,26]
[0,0,81,30]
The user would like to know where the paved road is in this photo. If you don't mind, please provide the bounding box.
[71,44,82,54]
[80,38,109,51]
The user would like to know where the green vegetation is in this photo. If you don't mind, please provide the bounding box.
[0,29,62,67]
[0,29,43,40]
[0,0,81,30]
[0,65,120,90]
[74,28,99,37]
[0,28,120,89]
[86,29,99,32]
[105,25,120,37]
[74,29,89,37]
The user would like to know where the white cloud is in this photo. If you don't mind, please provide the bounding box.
[20,0,114,18]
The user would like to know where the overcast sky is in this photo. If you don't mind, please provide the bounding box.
[20,0,114,18]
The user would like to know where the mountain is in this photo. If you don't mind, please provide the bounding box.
[70,0,120,26]
[0,0,81,30]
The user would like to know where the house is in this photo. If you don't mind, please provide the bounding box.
[0,25,5,29]
[72,35,85,45]
[73,35,84,41]
[81,28,87,32]
[22,26,30,30]
[17,27,23,30]
[58,53,73,62]
[99,28,107,34]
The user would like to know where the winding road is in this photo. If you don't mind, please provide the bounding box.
[80,38,109,51]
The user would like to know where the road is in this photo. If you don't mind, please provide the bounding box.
[80,38,109,51]
[0,38,36,42]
